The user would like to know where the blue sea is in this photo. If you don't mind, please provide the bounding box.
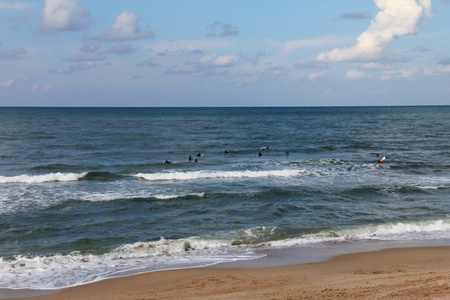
[0,106,449,292]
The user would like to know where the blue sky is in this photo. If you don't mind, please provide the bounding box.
[0,0,449,106]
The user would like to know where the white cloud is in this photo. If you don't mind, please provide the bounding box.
[308,70,327,80]
[380,67,419,80]
[197,54,241,67]
[50,62,105,75]
[316,0,433,63]
[39,0,90,32]
[282,36,342,56]
[32,84,52,92]
[0,79,14,87]
[362,62,389,69]
[207,20,239,36]
[97,11,154,42]
[424,64,450,76]
[344,69,370,80]
[166,54,242,75]
[148,39,234,55]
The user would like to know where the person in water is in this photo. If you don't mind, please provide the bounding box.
[258,151,262,157]
[285,151,289,156]
[378,156,386,163]
[189,155,192,162]
[194,159,199,163]
[224,150,229,155]
[196,153,202,157]
[165,160,173,166]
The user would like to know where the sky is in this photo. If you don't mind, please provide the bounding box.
[0,0,449,107]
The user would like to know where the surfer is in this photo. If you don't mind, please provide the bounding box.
[165,160,173,166]
[194,159,199,163]
[261,147,269,150]
[224,150,229,155]
[258,151,262,157]
[189,155,192,162]
[378,156,386,163]
[196,152,202,157]
[285,151,289,156]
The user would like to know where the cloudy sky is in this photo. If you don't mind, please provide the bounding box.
[1,0,449,106]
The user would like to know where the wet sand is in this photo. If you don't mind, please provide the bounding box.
[13,246,450,299]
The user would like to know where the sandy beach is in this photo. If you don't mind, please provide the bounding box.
[12,246,449,300]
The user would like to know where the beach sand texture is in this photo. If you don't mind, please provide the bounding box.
[16,246,450,300]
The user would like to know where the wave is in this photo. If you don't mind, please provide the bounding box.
[0,219,448,289]
[0,237,260,290]
[268,219,450,247]
[0,172,88,184]
[153,192,205,200]
[0,168,310,185]
[0,171,128,184]
[134,169,304,181]
[0,158,400,185]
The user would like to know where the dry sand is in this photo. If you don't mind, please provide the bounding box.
[15,246,450,299]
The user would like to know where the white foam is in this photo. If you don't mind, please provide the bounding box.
[0,172,87,184]
[0,237,259,289]
[154,192,205,200]
[134,169,304,181]
[268,219,450,247]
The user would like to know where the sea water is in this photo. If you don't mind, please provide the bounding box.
[0,106,449,291]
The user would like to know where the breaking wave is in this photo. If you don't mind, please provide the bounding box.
[134,169,304,181]
[0,172,88,184]
[1,219,448,290]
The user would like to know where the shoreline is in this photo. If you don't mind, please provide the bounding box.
[4,244,449,300]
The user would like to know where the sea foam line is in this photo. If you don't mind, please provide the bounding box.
[0,172,88,184]
[134,169,304,181]
[154,192,205,200]
[0,237,258,290]
[268,219,450,247]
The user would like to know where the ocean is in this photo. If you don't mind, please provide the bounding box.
[0,106,449,292]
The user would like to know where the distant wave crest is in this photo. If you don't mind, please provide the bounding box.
[134,169,304,181]
[0,172,88,184]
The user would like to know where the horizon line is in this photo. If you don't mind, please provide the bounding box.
[1,105,449,109]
